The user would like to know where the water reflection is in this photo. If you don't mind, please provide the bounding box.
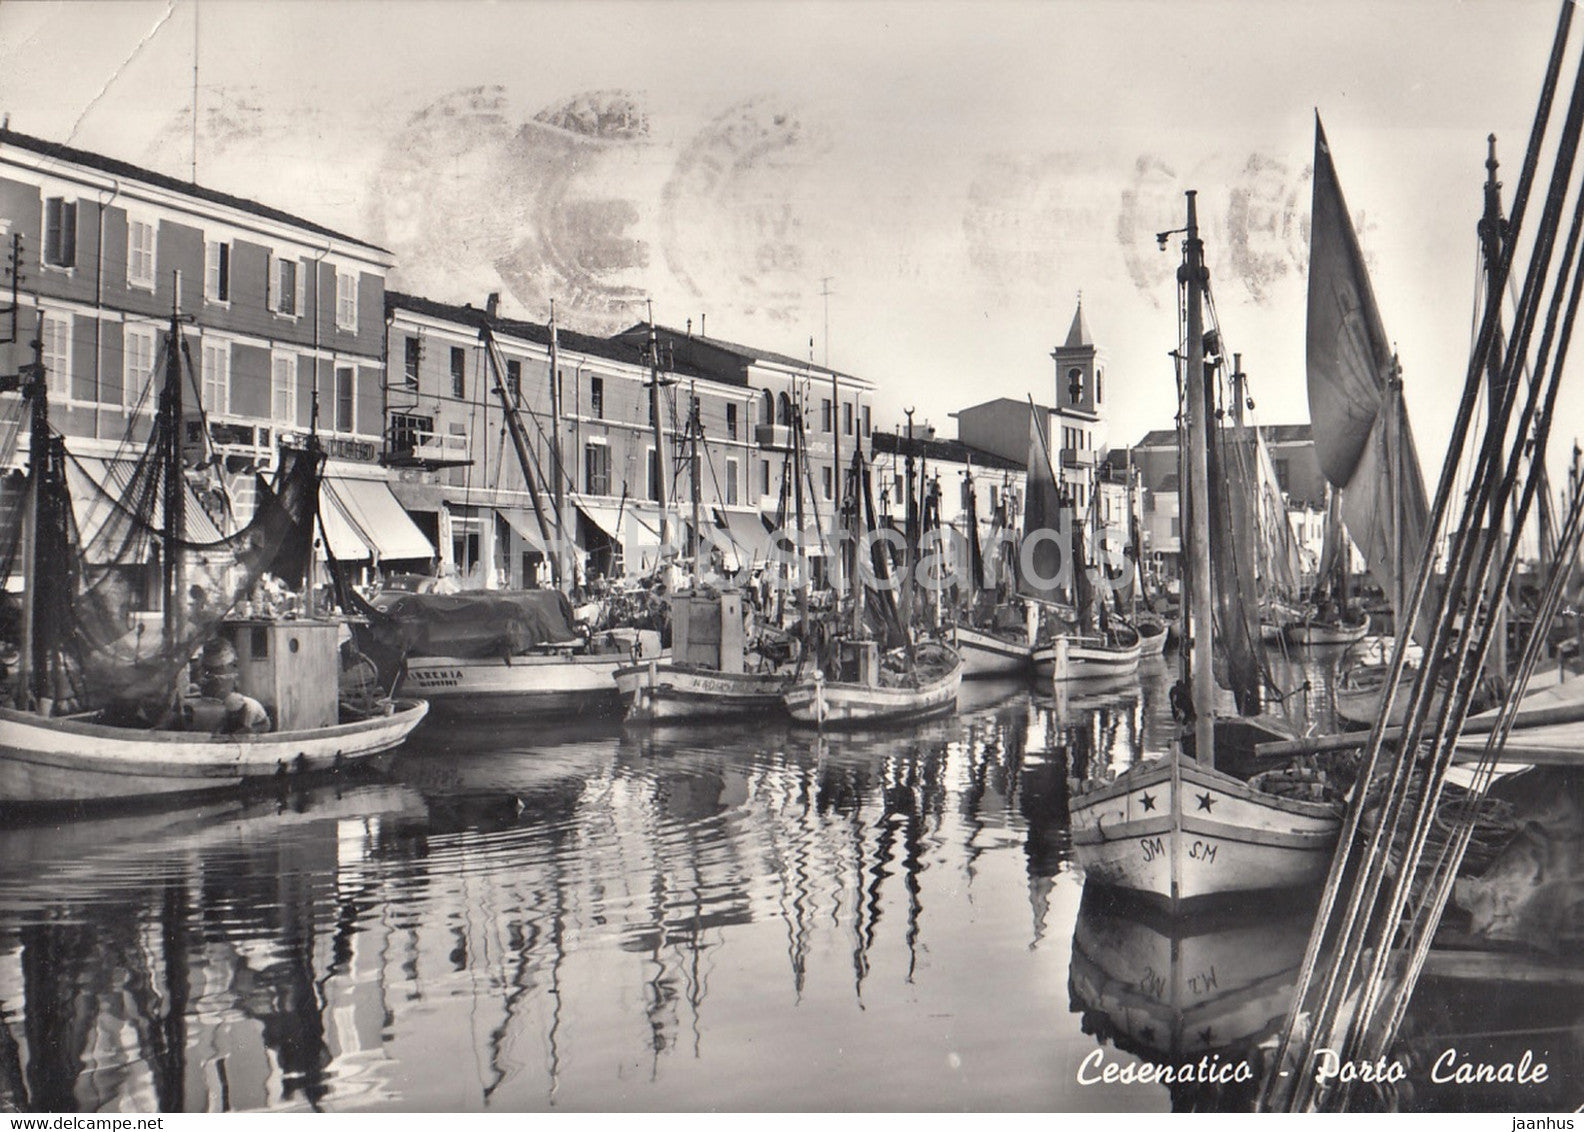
[0,651,1556,1112]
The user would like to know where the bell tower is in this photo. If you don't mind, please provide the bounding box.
[1051,294,1105,424]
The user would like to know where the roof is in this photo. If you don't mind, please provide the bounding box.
[870,430,1023,472]
[1130,422,1313,449]
[617,323,863,385]
[953,396,1059,418]
[1133,428,1179,448]
[0,128,389,255]
[387,292,727,383]
[1061,299,1093,349]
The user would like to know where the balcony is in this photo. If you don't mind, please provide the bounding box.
[383,428,473,470]
[756,423,793,451]
[1061,447,1097,469]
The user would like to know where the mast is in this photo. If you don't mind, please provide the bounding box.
[160,289,184,655]
[16,319,47,710]
[645,301,671,555]
[1479,133,1510,682]
[548,300,570,588]
[480,318,556,585]
[902,409,917,649]
[849,448,865,636]
[1181,191,1215,766]
[688,378,701,585]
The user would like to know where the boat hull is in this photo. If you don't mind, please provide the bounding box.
[952,626,1032,678]
[783,655,962,726]
[400,652,645,719]
[0,700,429,805]
[1048,634,1143,683]
[1068,756,1341,908]
[1135,620,1168,658]
[1282,611,1370,646]
[614,661,793,722]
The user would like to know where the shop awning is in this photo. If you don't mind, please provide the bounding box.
[67,455,226,561]
[324,475,435,561]
[316,486,371,562]
[714,507,775,570]
[574,500,624,542]
[497,507,554,553]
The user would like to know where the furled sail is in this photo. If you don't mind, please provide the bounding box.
[1017,410,1066,604]
[1307,116,1435,644]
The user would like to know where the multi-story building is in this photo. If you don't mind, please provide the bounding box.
[0,128,431,583]
[384,298,856,585]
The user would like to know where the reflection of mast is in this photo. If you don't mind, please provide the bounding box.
[152,879,191,1112]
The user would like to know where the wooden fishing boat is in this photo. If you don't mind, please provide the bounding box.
[0,312,429,806]
[403,638,659,720]
[615,588,794,721]
[1067,193,1343,908]
[1068,721,1342,905]
[0,698,427,804]
[953,623,1034,677]
[1133,614,1169,657]
[1282,608,1369,647]
[783,639,962,726]
[1048,623,1143,682]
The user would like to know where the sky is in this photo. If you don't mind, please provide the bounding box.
[0,0,1574,467]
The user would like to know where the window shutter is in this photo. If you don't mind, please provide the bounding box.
[294,259,305,318]
[43,199,60,262]
[264,250,274,311]
[218,243,230,299]
[61,201,76,266]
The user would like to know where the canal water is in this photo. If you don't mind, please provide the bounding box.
[0,649,1571,1112]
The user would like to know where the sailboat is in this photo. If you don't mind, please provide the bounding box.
[357,304,664,721]
[1283,488,1370,646]
[1066,192,1344,908]
[952,461,1039,677]
[0,308,427,804]
[1022,413,1142,682]
[782,446,963,726]
[615,373,800,722]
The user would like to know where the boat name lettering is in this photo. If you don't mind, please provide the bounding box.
[1186,965,1219,996]
[1188,839,1218,864]
[410,669,465,687]
[1139,836,1165,862]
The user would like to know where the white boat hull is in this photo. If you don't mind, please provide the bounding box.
[1068,756,1341,907]
[401,651,648,719]
[0,700,429,805]
[1049,633,1143,683]
[1135,620,1168,658]
[614,660,793,722]
[1283,612,1370,646]
[952,626,1032,678]
[783,655,962,726]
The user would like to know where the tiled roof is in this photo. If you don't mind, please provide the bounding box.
[620,323,861,383]
[1131,422,1313,449]
[0,128,389,254]
[870,430,1023,472]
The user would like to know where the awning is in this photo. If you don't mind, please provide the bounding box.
[497,507,553,553]
[574,500,624,542]
[764,512,829,557]
[316,486,371,562]
[67,455,226,561]
[324,475,435,561]
[714,507,775,570]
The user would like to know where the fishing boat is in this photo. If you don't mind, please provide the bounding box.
[1283,490,1371,647]
[782,444,963,726]
[1049,623,1143,682]
[1283,607,1370,647]
[951,462,1037,677]
[953,620,1036,676]
[1133,613,1169,657]
[0,308,427,805]
[1067,191,1344,908]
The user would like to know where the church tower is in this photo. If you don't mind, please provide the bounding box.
[1048,296,1109,506]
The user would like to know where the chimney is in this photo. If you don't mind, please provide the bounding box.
[701,313,706,337]
[687,318,693,337]
[485,292,500,320]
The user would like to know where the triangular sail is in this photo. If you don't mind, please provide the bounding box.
[1017,409,1065,604]
[1307,117,1436,644]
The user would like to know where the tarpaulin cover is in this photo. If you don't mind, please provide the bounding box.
[371,589,578,658]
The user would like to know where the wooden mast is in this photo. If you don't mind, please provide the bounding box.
[16,317,46,711]
[548,300,570,588]
[1480,132,1510,683]
[160,284,185,656]
[1181,191,1215,766]
[645,301,671,557]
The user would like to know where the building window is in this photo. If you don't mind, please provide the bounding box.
[862,404,871,437]
[336,271,357,330]
[1097,367,1105,404]
[271,354,297,425]
[585,441,611,495]
[200,339,230,415]
[821,398,832,432]
[272,256,300,316]
[506,359,522,404]
[124,324,156,410]
[390,413,434,455]
[646,446,659,501]
[761,460,770,495]
[843,402,853,436]
[335,366,356,433]
[403,336,420,385]
[126,217,156,289]
[1067,366,1085,402]
[450,347,466,399]
[760,389,774,425]
[42,198,76,268]
[726,457,740,506]
[205,240,230,303]
[40,313,71,397]
[590,376,604,419]
[822,465,833,500]
[726,402,738,439]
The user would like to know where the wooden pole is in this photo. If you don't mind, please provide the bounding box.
[1181,192,1215,766]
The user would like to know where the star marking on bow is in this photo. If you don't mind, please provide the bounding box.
[1198,1025,1216,1046]
[1196,791,1216,812]
[1139,792,1157,812]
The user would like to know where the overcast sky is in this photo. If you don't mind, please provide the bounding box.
[0,0,1574,467]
